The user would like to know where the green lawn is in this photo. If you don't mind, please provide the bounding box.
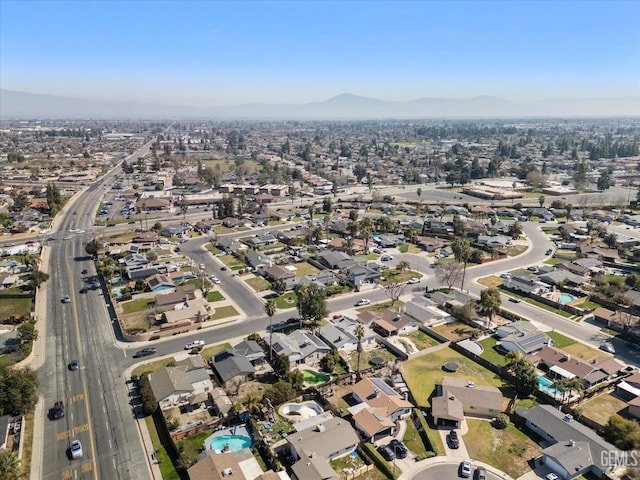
[357,300,404,313]
[578,301,602,310]
[546,331,576,348]
[464,419,541,479]
[601,327,622,337]
[218,254,245,270]
[543,258,566,265]
[200,342,233,363]
[403,347,507,409]
[0,296,33,320]
[211,305,239,320]
[206,291,225,302]
[245,276,272,292]
[144,416,182,480]
[380,269,420,284]
[265,291,298,310]
[176,430,212,464]
[131,357,177,379]
[478,337,508,366]
[398,244,409,253]
[404,330,440,350]
[121,297,154,314]
[580,393,628,427]
[503,245,528,257]
[290,261,320,276]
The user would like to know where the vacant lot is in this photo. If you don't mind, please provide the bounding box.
[403,347,507,409]
[464,419,541,478]
[431,321,476,341]
[580,393,628,427]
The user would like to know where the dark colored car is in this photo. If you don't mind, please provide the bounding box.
[448,430,460,449]
[389,439,408,459]
[79,287,88,294]
[475,466,487,480]
[286,317,299,324]
[49,401,65,420]
[220,266,228,271]
[81,269,88,274]
[377,444,395,461]
[68,360,79,371]
[133,348,157,358]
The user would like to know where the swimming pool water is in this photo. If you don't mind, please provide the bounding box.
[558,293,575,305]
[537,374,562,396]
[206,435,252,452]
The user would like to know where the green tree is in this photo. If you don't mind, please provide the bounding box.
[46,182,62,215]
[479,287,502,324]
[452,237,472,290]
[416,187,422,202]
[11,193,29,212]
[507,221,523,240]
[0,450,20,480]
[355,323,365,380]
[397,260,410,272]
[538,195,546,208]
[604,414,640,450]
[597,169,611,191]
[295,284,328,327]
[85,239,100,257]
[137,374,157,416]
[28,271,49,291]
[0,365,39,415]
[513,358,538,398]
[18,318,38,346]
[320,349,341,373]
[265,300,277,362]
[272,353,290,378]
[604,232,618,249]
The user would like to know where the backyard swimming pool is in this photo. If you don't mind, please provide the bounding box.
[558,293,576,304]
[204,425,253,453]
[537,374,562,397]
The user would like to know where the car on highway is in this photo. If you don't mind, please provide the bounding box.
[389,439,408,459]
[133,348,157,358]
[407,277,420,284]
[475,466,487,480]
[70,440,83,459]
[220,266,228,271]
[49,401,65,420]
[448,430,460,449]
[355,299,371,306]
[600,343,615,354]
[79,287,88,294]
[62,295,71,303]
[376,444,395,461]
[68,360,79,371]
[185,340,205,350]
[81,269,88,274]
[460,460,472,478]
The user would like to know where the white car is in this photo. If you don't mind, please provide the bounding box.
[407,277,420,284]
[460,460,472,478]
[545,474,559,480]
[62,295,71,303]
[185,340,205,350]
[70,440,83,459]
[355,299,371,306]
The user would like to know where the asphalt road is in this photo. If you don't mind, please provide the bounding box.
[409,461,503,480]
[39,143,153,480]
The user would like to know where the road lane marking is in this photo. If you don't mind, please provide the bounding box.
[74,423,90,434]
[72,393,84,402]
[57,430,71,441]
[61,468,72,479]
[81,462,92,473]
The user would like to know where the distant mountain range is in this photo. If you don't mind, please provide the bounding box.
[1,89,638,119]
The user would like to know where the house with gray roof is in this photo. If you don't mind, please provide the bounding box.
[211,351,256,387]
[217,237,246,255]
[496,320,538,338]
[477,234,511,249]
[404,295,452,325]
[538,269,588,287]
[317,323,359,352]
[344,264,381,289]
[516,404,620,479]
[245,250,272,269]
[431,377,503,428]
[148,359,213,410]
[504,274,550,295]
[268,330,331,366]
[244,234,277,248]
[316,250,356,270]
[285,415,359,466]
[297,271,337,290]
[498,331,552,355]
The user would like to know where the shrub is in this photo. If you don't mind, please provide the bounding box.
[493,413,510,429]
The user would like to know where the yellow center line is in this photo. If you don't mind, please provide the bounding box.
[66,241,99,480]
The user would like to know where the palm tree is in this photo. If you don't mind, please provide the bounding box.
[452,237,472,291]
[559,377,583,404]
[265,300,277,362]
[505,351,525,373]
[355,323,365,380]
[359,217,374,254]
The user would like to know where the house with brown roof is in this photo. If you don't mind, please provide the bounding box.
[285,415,359,464]
[579,245,620,262]
[162,297,213,325]
[187,451,246,480]
[349,377,412,441]
[154,284,197,311]
[431,377,503,427]
[261,265,296,289]
[528,346,623,388]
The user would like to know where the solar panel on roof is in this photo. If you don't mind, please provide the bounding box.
[371,378,396,396]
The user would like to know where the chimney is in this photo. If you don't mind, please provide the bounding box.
[568,439,575,447]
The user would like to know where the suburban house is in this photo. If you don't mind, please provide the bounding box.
[187,451,246,480]
[591,307,640,335]
[261,265,296,289]
[371,314,417,338]
[431,377,503,428]
[330,315,377,352]
[538,270,588,287]
[496,320,538,338]
[477,234,511,249]
[516,404,620,479]
[343,264,381,289]
[504,274,551,296]
[349,377,412,441]
[285,416,359,479]
[210,387,233,417]
[297,271,337,290]
[145,273,175,292]
[217,237,246,255]
[148,357,213,410]
[161,297,213,326]
[211,350,256,388]
[245,234,277,248]
[154,284,197,311]
[245,250,272,270]
[404,295,452,326]
[316,322,359,352]
[528,346,623,388]
[267,330,331,366]
[317,251,357,270]
[498,330,552,355]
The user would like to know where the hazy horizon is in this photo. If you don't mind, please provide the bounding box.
[1,0,639,109]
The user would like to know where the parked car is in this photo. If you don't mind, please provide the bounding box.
[509,297,522,303]
[355,299,371,306]
[475,466,487,480]
[460,460,472,478]
[49,401,65,420]
[389,439,408,459]
[68,360,79,371]
[70,440,83,459]
[377,444,396,461]
[448,430,460,449]
[545,474,559,480]
[381,254,393,261]
[133,348,157,358]
[546,249,553,255]
[500,273,511,279]
[407,277,420,284]
[527,265,539,273]
[600,343,615,354]
[185,340,205,350]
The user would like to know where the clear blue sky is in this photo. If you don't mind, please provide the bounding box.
[1,0,638,106]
